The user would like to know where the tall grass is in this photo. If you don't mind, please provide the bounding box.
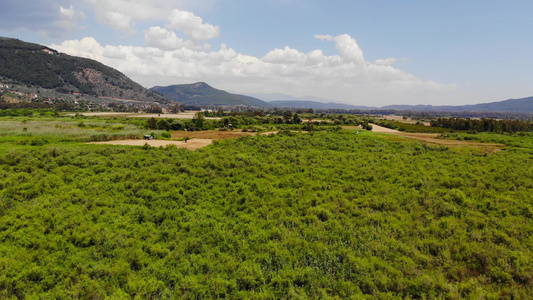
[0,118,153,143]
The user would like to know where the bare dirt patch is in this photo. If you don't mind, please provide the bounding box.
[171,130,255,140]
[88,139,212,150]
[88,130,269,150]
[368,124,402,133]
[378,115,431,126]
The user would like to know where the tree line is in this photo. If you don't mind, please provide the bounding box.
[430,117,533,133]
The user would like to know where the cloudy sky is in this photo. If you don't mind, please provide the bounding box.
[1,0,533,106]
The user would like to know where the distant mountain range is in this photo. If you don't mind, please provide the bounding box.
[0,37,168,103]
[1,37,531,114]
[150,82,269,107]
[267,100,370,110]
[247,92,332,103]
[151,81,532,113]
[381,97,533,113]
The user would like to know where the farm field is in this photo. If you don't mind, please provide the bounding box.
[67,111,222,120]
[378,115,430,126]
[369,124,505,153]
[171,130,255,140]
[0,112,532,298]
[89,139,213,150]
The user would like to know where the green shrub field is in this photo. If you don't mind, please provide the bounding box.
[0,113,532,298]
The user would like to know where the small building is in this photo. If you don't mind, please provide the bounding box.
[144,135,154,140]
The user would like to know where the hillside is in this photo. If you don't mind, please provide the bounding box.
[382,97,533,113]
[150,82,269,107]
[0,37,168,103]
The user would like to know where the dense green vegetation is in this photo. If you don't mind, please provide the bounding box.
[431,117,533,133]
[0,113,532,298]
[439,132,533,150]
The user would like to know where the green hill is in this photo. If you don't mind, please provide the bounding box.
[151,82,270,107]
[0,37,168,103]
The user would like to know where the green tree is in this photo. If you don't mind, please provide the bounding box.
[147,117,157,130]
[216,107,224,117]
[292,113,302,124]
[193,111,205,129]
[283,110,293,124]
[156,119,170,131]
[306,116,314,131]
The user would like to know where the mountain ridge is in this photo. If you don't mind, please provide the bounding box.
[150,82,270,107]
[1,37,531,113]
[0,37,168,103]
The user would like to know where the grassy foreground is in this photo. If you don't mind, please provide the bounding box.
[0,116,532,298]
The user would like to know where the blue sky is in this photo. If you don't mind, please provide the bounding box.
[1,0,532,106]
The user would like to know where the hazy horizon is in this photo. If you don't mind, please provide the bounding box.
[1,1,533,107]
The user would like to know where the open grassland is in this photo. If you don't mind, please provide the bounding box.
[0,114,532,298]
[67,111,222,120]
[0,116,153,145]
[369,124,505,154]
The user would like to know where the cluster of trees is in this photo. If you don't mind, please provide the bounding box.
[144,113,355,133]
[0,115,532,298]
[0,108,58,117]
[146,112,205,131]
[431,117,533,133]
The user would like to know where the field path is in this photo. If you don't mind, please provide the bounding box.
[88,139,212,150]
[367,124,503,152]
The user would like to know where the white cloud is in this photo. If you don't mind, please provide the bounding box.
[166,9,220,42]
[144,27,210,51]
[59,5,76,19]
[0,1,86,38]
[374,58,397,66]
[325,34,366,65]
[50,33,454,106]
[263,47,306,64]
[53,5,86,37]
[98,11,134,34]
[84,0,189,33]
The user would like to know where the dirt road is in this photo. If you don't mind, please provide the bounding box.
[368,124,503,153]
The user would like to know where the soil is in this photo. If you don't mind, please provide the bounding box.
[377,115,431,126]
[171,130,255,140]
[88,130,279,150]
[88,139,212,150]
